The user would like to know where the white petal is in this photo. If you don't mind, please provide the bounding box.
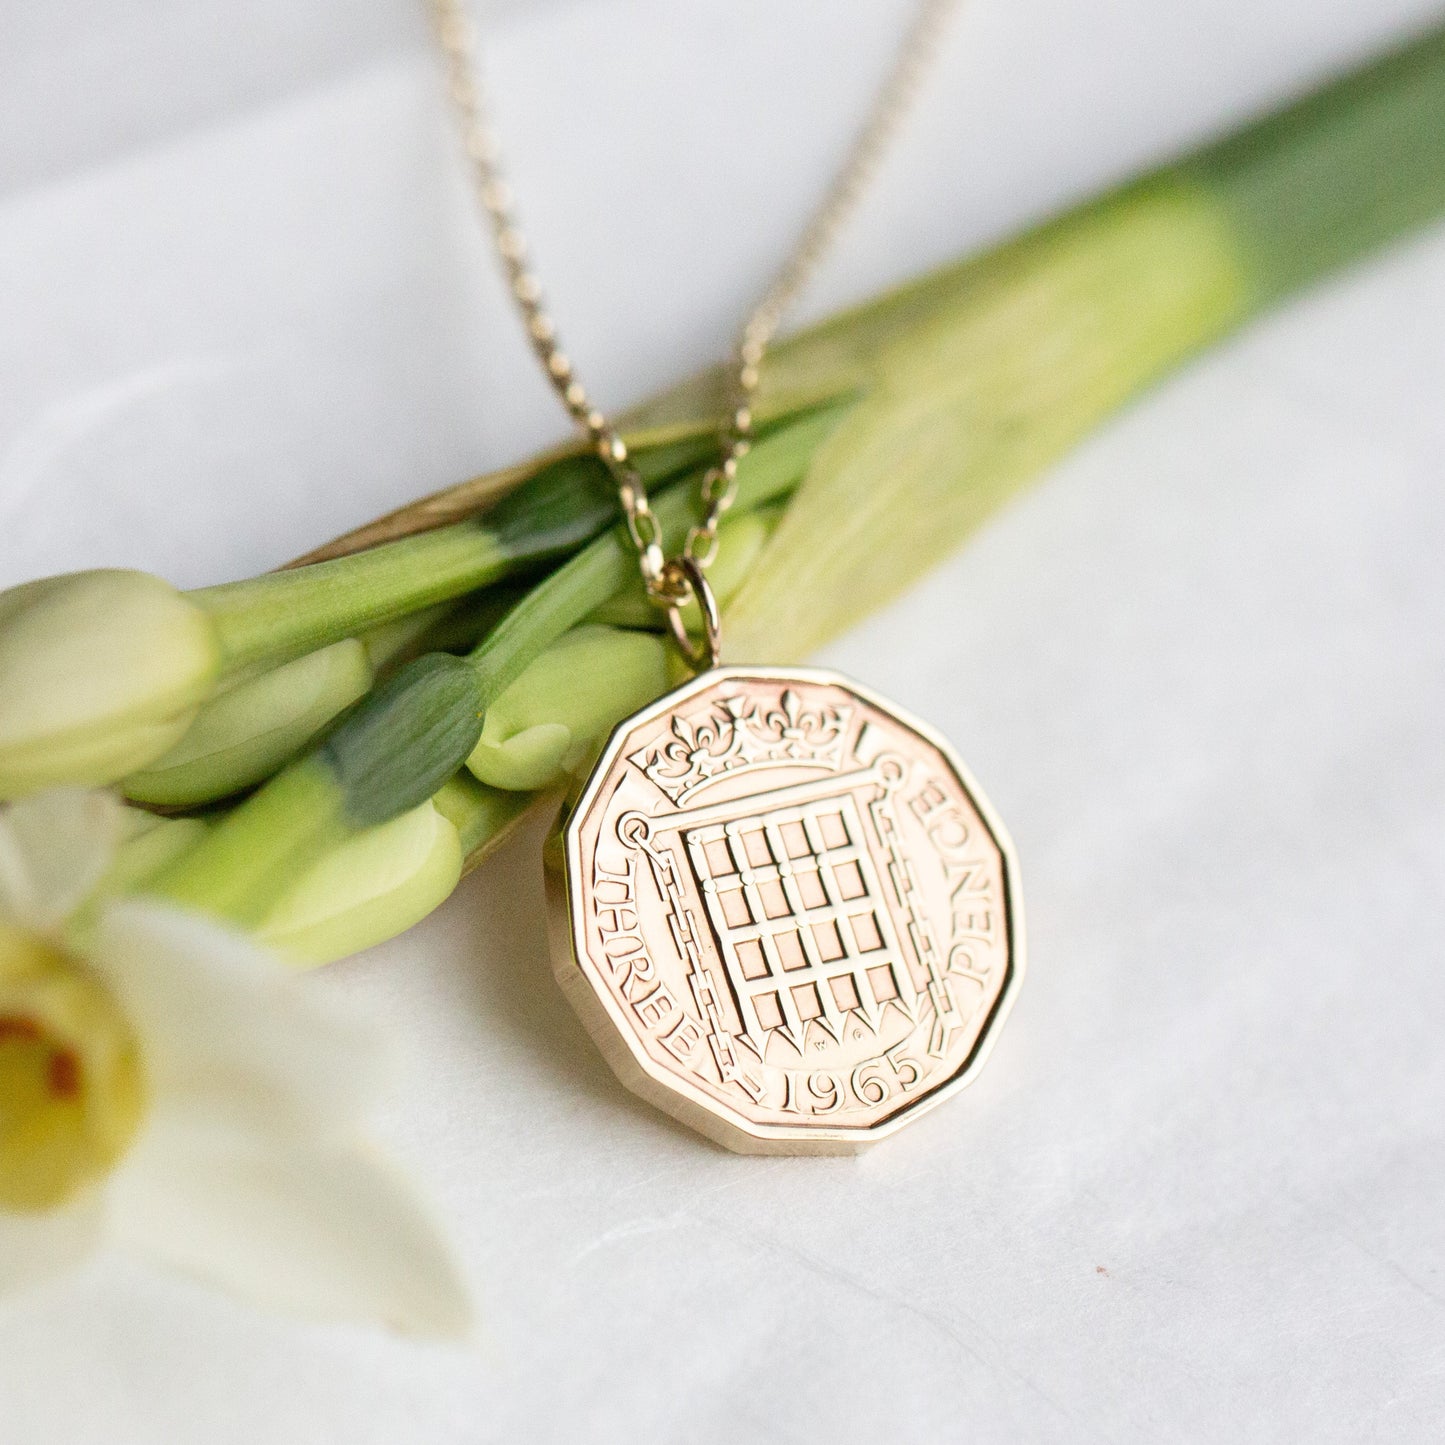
[0,1191,105,1295]
[110,1125,472,1337]
[91,899,391,1136]
[0,788,121,930]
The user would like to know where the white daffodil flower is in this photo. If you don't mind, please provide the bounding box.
[0,788,471,1336]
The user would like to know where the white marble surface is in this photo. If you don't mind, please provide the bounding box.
[2,1,1444,1440]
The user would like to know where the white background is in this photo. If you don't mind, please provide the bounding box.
[2,1,1444,1440]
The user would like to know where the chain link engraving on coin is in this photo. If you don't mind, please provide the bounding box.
[548,667,1023,1154]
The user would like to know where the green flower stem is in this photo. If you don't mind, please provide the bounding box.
[186,415,815,679]
[359,603,454,671]
[1189,27,1445,307]
[192,518,534,679]
[357,591,525,678]
[465,401,850,707]
[407,587,530,657]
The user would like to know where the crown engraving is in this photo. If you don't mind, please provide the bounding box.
[628,687,853,804]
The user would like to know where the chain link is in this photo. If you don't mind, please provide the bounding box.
[430,0,959,650]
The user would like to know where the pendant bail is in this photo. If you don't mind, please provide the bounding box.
[659,555,723,672]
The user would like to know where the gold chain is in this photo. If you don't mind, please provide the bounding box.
[430,0,959,658]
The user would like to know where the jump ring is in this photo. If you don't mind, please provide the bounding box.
[660,556,722,671]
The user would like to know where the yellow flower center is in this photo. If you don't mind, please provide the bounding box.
[0,923,145,1212]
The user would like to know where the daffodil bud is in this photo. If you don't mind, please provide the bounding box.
[0,924,145,1211]
[255,800,463,967]
[0,571,220,797]
[466,625,671,792]
[124,639,373,808]
[432,770,536,864]
[148,653,486,927]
